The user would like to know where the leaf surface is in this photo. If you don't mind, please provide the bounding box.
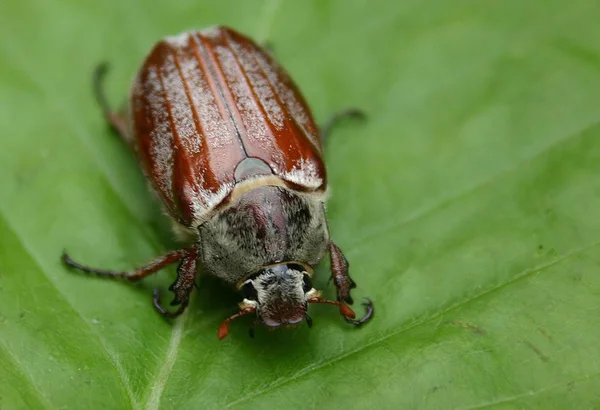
[1,0,600,408]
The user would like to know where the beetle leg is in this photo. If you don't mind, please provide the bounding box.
[62,248,191,281]
[344,298,375,327]
[320,109,366,143]
[157,248,199,318]
[261,41,274,53]
[63,248,198,318]
[93,62,132,143]
[328,241,357,305]
[328,242,375,327]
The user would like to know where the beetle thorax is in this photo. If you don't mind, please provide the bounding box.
[198,186,329,284]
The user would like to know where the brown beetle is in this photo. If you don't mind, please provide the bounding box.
[63,26,373,339]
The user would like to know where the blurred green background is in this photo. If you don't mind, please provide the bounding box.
[1,0,600,409]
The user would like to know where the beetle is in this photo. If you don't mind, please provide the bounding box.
[62,26,373,339]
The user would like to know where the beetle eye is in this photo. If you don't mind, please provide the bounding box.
[242,281,258,300]
[302,274,312,293]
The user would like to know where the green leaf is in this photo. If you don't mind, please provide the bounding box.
[1,0,600,408]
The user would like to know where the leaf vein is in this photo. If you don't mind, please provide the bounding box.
[143,310,188,410]
[347,118,600,255]
[256,0,282,43]
[0,338,54,409]
[0,209,139,410]
[459,371,600,409]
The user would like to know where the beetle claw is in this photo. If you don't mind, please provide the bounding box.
[344,298,374,327]
[153,289,186,318]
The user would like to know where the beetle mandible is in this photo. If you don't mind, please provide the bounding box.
[62,26,374,339]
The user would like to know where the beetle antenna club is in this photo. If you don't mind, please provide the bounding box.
[307,297,355,318]
[218,308,256,340]
[63,25,374,340]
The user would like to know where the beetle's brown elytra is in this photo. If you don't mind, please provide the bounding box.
[62,26,373,339]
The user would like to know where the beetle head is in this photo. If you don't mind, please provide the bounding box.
[217,263,356,339]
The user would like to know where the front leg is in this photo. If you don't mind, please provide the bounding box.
[329,241,356,304]
[153,248,199,318]
[329,241,375,326]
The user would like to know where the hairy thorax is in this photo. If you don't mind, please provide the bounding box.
[198,185,330,284]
